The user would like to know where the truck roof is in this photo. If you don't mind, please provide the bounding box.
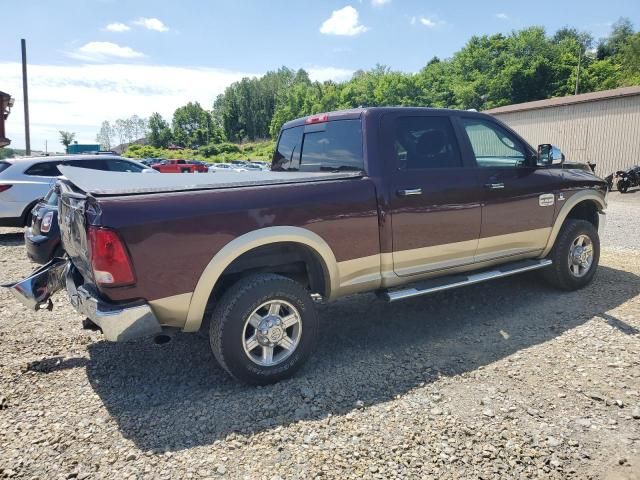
[281,106,479,130]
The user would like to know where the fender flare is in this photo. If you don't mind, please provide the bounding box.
[183,226,339,332]
[540,190,606,257]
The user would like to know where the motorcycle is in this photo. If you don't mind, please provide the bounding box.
[616,165,640,193]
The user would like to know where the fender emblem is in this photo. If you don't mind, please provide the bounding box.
[539,194,555,207]
[558,193,565,201]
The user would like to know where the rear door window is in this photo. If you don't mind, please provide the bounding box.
[24,161,63,177]
[394,116,463,169]
[299,120,363,172]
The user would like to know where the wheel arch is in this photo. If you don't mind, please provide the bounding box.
[21,199,41,226]
[541,190,606,257]
[183,226,339,332]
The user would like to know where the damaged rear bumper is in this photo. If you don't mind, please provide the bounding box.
[3,260,162,342]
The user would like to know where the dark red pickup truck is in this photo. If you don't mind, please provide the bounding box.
[6,107,607,385]
[152,159,208,173]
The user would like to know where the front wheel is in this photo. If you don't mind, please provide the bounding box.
[542,219,600,291]
[618,179,630,193]
[209,273,319,385]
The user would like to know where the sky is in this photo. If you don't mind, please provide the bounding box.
[2,0,638,151]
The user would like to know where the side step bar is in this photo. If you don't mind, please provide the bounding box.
[381,258,552,303]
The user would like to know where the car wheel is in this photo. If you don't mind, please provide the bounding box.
[209,273,319,385]
[542,219,600,291]
[618,180,629,193]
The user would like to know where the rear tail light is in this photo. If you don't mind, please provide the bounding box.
[40,211,54,233]
[88,226,135,286]
[0,184,12,193]
[305,113,329,124]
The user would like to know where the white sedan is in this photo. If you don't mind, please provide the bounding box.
[208,163,247,173]
[0,154,154,227]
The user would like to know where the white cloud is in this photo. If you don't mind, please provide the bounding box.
[0,62,255,150]
[414,16,446,28]
[420,17,437,28]
[105,22,130,32]
[69,42,145,62]
[496,13,510,20]
[133,17,169,32]
[307,66,354,82]
[371,0,391,5]
[320,6,368,36]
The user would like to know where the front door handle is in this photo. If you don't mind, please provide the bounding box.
[484,183,505,190]
[397,188,422,197]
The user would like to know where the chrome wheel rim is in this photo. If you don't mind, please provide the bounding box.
[568,234,594,278]
[242,300,302,367]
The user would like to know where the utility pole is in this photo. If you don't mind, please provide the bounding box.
[21,39,31,155]
[575,47,582,96]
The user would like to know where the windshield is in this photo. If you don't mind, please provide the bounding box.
[273,119,364,172]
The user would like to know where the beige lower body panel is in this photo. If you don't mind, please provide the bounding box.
[175,226,558,331]
[392,239,478,277]
[149,292,193,327]
[334,227,552,297]
[475,227,551,263]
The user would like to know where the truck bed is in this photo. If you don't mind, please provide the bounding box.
[58,166,363,197]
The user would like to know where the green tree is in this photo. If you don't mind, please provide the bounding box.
[172,102,212,148]
[59,131,76,153]
[148,112,173,148]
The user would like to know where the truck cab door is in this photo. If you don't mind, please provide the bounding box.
[384,113,483,276]
[456,116,556,262]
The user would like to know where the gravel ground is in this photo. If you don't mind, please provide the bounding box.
[1,195,639,479]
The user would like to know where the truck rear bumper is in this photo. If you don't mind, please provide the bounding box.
[3,259,162,342]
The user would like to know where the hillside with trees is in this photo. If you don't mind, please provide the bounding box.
[95,19,639,163]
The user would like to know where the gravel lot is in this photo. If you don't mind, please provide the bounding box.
[1,193,639,479]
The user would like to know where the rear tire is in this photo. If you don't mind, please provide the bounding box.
[542,219,599,291]
[209,273,319,385]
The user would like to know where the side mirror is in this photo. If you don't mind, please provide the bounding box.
[537,144,564,167]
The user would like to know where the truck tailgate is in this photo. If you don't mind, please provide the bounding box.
[57,182,94,283]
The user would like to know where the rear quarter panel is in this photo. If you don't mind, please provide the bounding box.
[93,177,380,303]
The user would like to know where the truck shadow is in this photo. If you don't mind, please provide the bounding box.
[85,265,640,452]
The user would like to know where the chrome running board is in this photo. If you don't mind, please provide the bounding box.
[382,259,552,303]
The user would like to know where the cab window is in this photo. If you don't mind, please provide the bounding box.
[394,116,462,169]
[461,118,528,168]
[272,126,303,171]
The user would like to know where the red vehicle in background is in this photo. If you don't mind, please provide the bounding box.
[151,159,208,173]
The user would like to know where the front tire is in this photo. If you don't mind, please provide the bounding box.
[618,180,630,193]
[542,219,600,291]
[209,273,319,385]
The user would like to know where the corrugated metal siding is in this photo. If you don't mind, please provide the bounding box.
[491,95,640,175]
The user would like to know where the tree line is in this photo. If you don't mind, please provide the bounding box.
[98,19,640,152]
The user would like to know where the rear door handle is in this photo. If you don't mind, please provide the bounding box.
[484,183,505,190]
[397,188,422,197]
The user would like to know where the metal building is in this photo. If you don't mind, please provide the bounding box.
[485,86,640,176]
